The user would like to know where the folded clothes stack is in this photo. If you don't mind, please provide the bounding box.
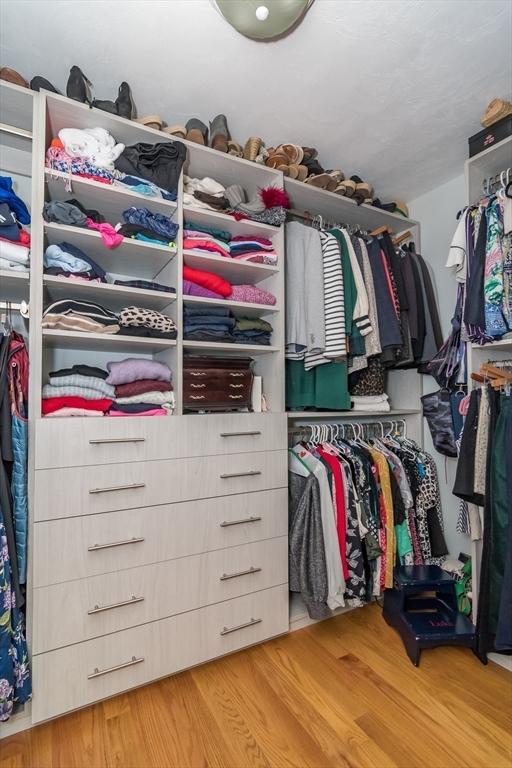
[229,235,277,265]
[119,206,178,250]
[42,299,177,339]
[117,306,177,339]
[183,177,289,227]
[233,317,273,345]
[42,364,114,417]
[42,299,120,334]
[0,176,31,272]
[182,264,276,305]
[106,357,174,416]
[43,200,123,249]
[44,241,106,282]
[183,230,231,258]
[183,305,235,343]
[183,306,273,346]
[350,393,391,412]
[45,127,182,200]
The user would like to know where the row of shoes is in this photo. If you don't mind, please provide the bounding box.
[0,65,408,215]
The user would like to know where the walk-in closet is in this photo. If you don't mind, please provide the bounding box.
[0,1,511,766]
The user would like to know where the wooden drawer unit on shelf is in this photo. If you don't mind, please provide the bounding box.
[34,413,287,468]
[33,450,288,521]
[31,584,289,724]
[32,488,288,587]
[33,536,288,654]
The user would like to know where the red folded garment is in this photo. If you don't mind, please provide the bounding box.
[42,396,113,415]
[115,379,173,398]
[183,265,231,297]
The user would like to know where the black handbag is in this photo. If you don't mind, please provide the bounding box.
[427,284,464,389]
[421,388,458,458]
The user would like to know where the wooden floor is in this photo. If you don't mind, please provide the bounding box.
[1,603,511,768]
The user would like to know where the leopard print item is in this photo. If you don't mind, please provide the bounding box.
[350,357,386,396]
[119,306,176,333]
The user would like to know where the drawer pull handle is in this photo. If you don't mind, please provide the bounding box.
[220,431,262,438]
[220,516,262,527]
[228,395,243,400]
[229,372,244,377]
[220,471,262,479]
[88,536,145,552]
[190,383,206,389]
[220,618,262,636]
[88,655,144,680]
[89,437,146,445]
[190,395,206,400]
[190,371,207,377]
[229,384,244,389]
[220,566,262,581]
[88,595,144,615]
[89,482,145,495]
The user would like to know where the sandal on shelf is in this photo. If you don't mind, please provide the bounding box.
[210,114,230,152]
[243,136,263,161]
[186,118,208,144]
[162,124,187,138]
[341,178,356,197]
[288,164,300,180]
[137,115,164,130]
[296,164,308,181]
[266,152,289,169]
[227,140,243,157]
[277,143,304,164]
[351,175,373,202]
[277,164,290,176]
[304,173,331,189]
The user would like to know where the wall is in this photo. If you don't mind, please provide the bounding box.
[408,174,468,558]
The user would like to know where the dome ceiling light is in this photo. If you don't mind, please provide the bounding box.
[212,0,315,41]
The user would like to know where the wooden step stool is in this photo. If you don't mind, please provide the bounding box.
[383,565,475,666]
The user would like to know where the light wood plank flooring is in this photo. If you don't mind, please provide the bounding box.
[1,604,511,768]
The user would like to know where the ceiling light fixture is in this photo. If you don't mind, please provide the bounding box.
[211,0,315,41]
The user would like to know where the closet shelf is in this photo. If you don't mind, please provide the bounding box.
[43,275,176,311]
[471,337,512,351]
[183,295,279,318]
[44,169,178,222]
[183,340,280,354]
[42,328,177,352]
[287,409,421,419]
[183,250,278,284]
[0,269,30,301]
[284,178,418,233]
[183,205,280,239]
[44,222,177,279]
[0,80,34,134]
[0,122,32,140]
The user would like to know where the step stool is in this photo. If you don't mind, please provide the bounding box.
[383,565,475,666]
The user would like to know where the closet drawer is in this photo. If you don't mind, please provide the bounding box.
[32,584,289,724]
[34,450,287,521]
[34,413,287,468]
[33,536,288,654]
[33,489,288,587]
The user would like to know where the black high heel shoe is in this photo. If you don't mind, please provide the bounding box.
[66,66,92,105]
[116,82,136,119]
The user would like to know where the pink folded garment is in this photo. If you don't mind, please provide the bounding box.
[109,408,168,417]
[231,235,273,247]
[44,407,105,417]
[182,238,230,258]
[86,218,124,248]
[228,284,277,305]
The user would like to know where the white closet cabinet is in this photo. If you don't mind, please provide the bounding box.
[1,86,419,734]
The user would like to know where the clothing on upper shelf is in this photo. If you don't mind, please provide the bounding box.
[289,427,447,620]
[182,227,278,265]
[42,299,177,339]
[183,305,272,345]
[453,382,512,660]
[285,221,442,411]
[0,329,31,721]
[0,178,31,273]
[122,206,179,241]
[446,195,512,342]
[184,176,287,226]
[115,140,186,196]
[110,278,175,293]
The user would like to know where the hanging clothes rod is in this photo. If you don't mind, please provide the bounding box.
[0,122,32,140]
[0,300,29,318]
[286,208,368,235]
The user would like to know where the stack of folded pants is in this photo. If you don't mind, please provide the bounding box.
[106,357,174,416]
[42,299,119,334]
[229,235,278,265]
[183,305,235,343]
[119,206,179,248]
[118,306,177,339]
[42,364,113,417]
[233,317,273,345]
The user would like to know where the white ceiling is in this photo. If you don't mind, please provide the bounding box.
[1,0,511,201]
